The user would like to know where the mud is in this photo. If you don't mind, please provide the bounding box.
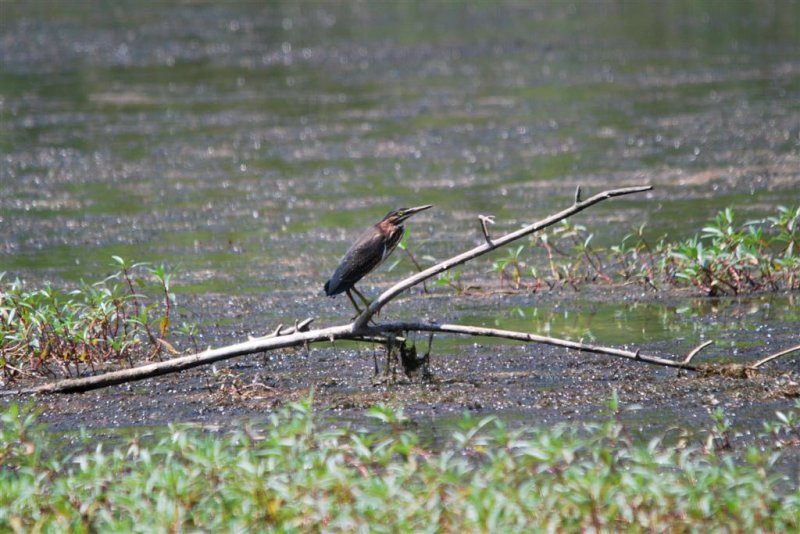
[4,286,799,448]
[1,1,799,453]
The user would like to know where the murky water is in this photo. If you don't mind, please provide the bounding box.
[460,292,799,353]
[3,1,798,287]
[2,1,800,432]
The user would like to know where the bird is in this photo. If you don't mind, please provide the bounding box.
[324,205,432,313]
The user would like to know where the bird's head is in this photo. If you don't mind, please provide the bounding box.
[382,204,433,225]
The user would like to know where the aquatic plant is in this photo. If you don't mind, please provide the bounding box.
[433,268,465,295]
[1,399,798,531]
[491,245,525,288]
[492,205,800,295]
[0,257,186,381]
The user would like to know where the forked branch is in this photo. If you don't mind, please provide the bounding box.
[20,183,796,398]
[353,185,653,329]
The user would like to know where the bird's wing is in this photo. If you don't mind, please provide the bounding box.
[326,228,393,295]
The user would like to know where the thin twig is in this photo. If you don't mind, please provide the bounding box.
[296,318,314,331]
[478,215,495,246]
[682,340,714,365]
[1,362,36,378]
[247,318,314,341]
[749,343,800,369]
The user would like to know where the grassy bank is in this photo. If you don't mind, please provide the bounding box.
[2,399,799,532]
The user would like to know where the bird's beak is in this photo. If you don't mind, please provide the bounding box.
[401,204,433,220]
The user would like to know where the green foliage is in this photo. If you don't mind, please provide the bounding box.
[491,245,525,289]
[761,401,800,450]
[667,206,796,295]
[608,222,665,288]
[0,258,190,381]
[614,206,800,294]
[708,406,734,451]
[456,205,800,295]
[433,268,465,294]
[1,400,798,531]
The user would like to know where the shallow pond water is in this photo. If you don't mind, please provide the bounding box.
[3,1,799,287]
[2,1,800,436]
[461,292,800,354]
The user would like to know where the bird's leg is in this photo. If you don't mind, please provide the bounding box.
[344,289,363,316]
[351,286,372,308]
[351,286,381,324]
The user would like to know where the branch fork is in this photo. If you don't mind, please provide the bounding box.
[5,184,796,396]
[478,215,496,246]
[352,185,653,331]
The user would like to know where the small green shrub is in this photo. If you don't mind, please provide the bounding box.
[0,400,798,532]
[433,268,465,294]
[491,245,525,288]
[668,206,800,295]
[458,205,800,295]
[0,257,190,381]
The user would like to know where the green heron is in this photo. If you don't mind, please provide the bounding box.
[324,205,432,313]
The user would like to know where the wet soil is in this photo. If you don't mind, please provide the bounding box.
[4,285,799,447]
[1,1,799,464]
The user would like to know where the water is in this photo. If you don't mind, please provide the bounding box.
[458,292,800,359]
[2,1,799,372]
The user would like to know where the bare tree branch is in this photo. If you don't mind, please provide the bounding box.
[749,343,800,369]
[1,317,699,396]
[353,185,653,329]
[364,322,698,370]
[682,340,714,365]
[0,324,354,396]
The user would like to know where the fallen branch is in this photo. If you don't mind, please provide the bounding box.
[352,185,653,330]
[1,324,353,395]
[0,320,695,396]
[7,184,731,397]
[363,322,698,370]
[749,343,800,370]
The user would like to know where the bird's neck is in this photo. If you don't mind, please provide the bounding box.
[382,222,405,251]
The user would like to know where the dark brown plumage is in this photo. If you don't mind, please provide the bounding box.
[324,205,432,311]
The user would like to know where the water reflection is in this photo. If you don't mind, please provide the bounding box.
[462,293,799,353]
